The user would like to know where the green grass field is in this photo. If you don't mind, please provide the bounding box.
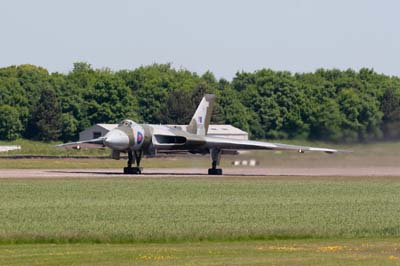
[1,139,399,265]
[1,176,400,265]
[1,177,400,243]
[2,239,400,266]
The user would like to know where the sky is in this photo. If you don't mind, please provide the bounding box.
[1,0,399,80]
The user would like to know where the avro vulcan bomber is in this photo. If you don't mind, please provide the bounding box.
[58,95,338,175]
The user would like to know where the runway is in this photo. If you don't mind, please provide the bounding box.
[0,167,400,178]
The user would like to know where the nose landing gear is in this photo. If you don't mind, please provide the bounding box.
[124,150,143,174]
[208,148,223,175]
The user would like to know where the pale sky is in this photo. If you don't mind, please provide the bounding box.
[1,0,399,79]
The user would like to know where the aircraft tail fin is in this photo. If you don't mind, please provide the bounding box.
[187,94,215,136]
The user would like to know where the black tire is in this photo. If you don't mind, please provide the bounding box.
[123,167,130,174]
[123,167,142,174]
[208,168,223,175]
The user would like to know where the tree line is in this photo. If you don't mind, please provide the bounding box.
[0,62,399,143]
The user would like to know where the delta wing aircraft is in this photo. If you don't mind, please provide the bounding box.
[57,94,338,175]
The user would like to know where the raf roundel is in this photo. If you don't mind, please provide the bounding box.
[137,131,143,144]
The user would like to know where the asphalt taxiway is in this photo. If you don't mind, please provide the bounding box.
[0,167,399,178]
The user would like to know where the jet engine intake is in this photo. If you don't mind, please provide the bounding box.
[154,135,186,144]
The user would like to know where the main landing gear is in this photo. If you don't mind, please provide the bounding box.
[124,150,143,174]
[208,148,223,175]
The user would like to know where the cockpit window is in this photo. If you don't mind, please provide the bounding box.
[118,120,135,127]
[118,120,128,127]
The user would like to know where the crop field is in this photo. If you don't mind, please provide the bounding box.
[3,177,400,242]
[1,176,400,265]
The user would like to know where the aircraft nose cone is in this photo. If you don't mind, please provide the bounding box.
[104,130,130,150]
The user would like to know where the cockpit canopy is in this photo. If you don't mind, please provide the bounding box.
[118,119,138,128]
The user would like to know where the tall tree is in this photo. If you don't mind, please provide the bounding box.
[381,88,400,140]
[60,113,78,142]
[159,89,194,124]
[32,88,62,141]
[0,105,23,140]
[84,71,138,124]
[217,88,249,132]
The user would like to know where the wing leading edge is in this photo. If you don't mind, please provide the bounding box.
[56,137,105,149]
[203,136,338,154]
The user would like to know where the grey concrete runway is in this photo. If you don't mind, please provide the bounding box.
[0,167,400,178]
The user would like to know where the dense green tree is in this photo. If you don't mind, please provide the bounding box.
[32,88,62,141]
[0,105,23,140]
[0,63,400,143]
[357,94,383,141]
[237,83,264,138]
[217,88,249,132]
[118,64,200,123]
[84,71,138,124]
[337,89,362,142]
[159,89,194,124]
[233,69,310,139]
[0,76,29,133]
[16,65,50,108]
[381,88,400,140]
[308,98,344,141]
[60,113,78,142]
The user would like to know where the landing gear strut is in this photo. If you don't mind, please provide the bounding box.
[124,150,143,174]
[208,148,223,175]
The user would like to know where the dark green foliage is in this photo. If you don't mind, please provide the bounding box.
[0,76,29,134]
[217,86,249,132]
[235,70,310,139]
[32,88,62,141]
[118,64,200,123]
[0,63,399,142]
[308,98,343,141]
[232,68,395,142]
[159,89,194,124]
[381,88,400,140]
[85,71,138,124]
[60,113,78,142]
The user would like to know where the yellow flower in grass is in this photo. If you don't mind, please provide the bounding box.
[256,246,304,251]
[137,255,175,260]
[318,246,344,252]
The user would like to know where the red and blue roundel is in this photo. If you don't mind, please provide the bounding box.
[137,132,143,144]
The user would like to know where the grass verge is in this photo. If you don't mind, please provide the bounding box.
[1,239,400,266]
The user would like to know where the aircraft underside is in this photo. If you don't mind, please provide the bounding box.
[123,146,224,175]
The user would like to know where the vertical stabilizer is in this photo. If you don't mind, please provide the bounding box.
[187,94,215,136]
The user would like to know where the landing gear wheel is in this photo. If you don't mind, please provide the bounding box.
[208,148,223,175]
[123,167,142,174]
[123,150,143,174]
[208,168,223,175]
